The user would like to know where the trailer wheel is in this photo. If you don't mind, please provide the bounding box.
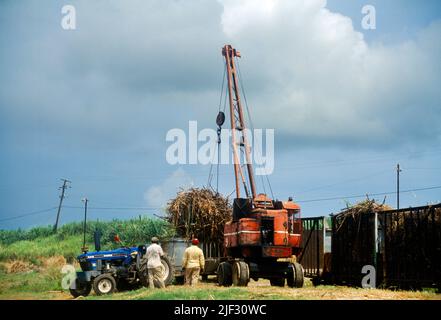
[287,262,304,288]
[69,279,92,298]
[232,261,249,287]
[217,262,232,286]
[270,277,285,287]
[93,274,117,295]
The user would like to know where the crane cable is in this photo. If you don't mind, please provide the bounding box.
[208,63,226,192]
[237,59,275,200]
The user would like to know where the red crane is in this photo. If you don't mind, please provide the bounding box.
[216,45,304,288]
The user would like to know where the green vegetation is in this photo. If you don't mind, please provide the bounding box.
[0,266,62,295]
[0,235,83,262]
[0,216,174,262]
[90,287,249,300]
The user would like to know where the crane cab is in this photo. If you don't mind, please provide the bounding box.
[224,194,302,259]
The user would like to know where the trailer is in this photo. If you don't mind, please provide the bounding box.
[162,238,223,283]
[299,217,332,284]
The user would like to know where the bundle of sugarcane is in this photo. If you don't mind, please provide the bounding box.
[166,188,232,242]
[335,199,393,232]
[340,199,393,218]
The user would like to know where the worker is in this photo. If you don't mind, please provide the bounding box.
[145,236,165,289]
[182,238,205,286]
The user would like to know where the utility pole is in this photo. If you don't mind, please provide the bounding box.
[53,179,71,232]
[82,198,88,253]
[396,164,402,210]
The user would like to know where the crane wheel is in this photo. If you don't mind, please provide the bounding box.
[287,262,304,288]
[270,277,285,287]
[217,262,233,287]
[232,261,250,287]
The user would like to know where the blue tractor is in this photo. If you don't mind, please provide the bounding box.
[69,235,174,297]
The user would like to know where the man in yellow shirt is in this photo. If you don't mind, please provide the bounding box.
[182,238,205,286]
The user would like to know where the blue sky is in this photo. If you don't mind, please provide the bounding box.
[1,0,440,229]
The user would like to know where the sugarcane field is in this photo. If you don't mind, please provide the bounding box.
[1,1,441,313]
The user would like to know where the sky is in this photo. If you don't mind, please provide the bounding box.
[0,0,440,229]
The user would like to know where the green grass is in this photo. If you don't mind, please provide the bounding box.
[0,235,84,262]
[90,287,250,300]
[0,265,62,297]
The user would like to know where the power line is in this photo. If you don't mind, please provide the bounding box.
[296,185,441,204]
[0,207,58,222]
[269,148,441,172]
[0,205,161,224]
[2,184,440,224]
[2,148,436,191]
[236,59,274,200]
[295,169,390,195]
[63,205,161,210]
[406,167,441,170]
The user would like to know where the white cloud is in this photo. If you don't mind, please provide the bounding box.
[1,0,440,152]
[219,0,441,147]
[144,168,194,207]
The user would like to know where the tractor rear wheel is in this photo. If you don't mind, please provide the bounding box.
[69,279,92,298]
[287,262,304,288]
[139,255,174,287]
[93,274,117,295]
[232,261,250,287]
[270,277,285,287]
[217,262,232,287]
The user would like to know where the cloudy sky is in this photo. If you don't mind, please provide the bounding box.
[1,0,440,229]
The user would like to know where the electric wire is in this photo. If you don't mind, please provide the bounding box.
[2,185,440,224]
[0,207,58,222]
[237,59,274,199]
[296,185,441,203]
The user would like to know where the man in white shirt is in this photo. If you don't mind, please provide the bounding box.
[145,237,165,289]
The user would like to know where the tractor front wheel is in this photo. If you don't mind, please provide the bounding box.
[69,279,92,298]
[93,274,117,295]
